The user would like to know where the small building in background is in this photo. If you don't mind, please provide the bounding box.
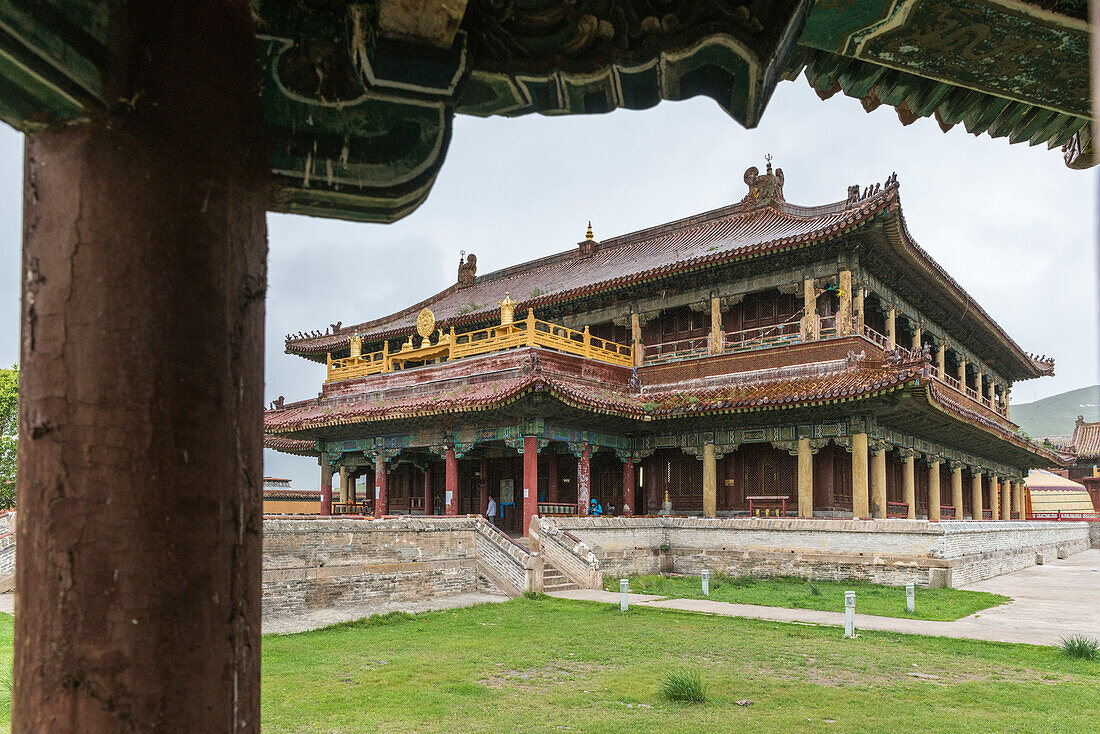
[263,477,321,515]
[1025,469,1095,518]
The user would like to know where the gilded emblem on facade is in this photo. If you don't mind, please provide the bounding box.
[416,308,436,339]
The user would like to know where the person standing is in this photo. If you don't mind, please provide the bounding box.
[486,495,498,526]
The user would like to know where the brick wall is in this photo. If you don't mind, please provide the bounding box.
[263,516,531,621]
[543,517,1090,588]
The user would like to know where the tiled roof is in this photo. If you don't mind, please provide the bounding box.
[284,177,1049,381]
[1072,419,1100,460]
[264,350,919,435]
[285,191,890,355]
[263,436,317,456]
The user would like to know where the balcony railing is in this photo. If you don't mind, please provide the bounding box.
[643,335,710,365]
[724,318,802,354]
[326,309,633,383]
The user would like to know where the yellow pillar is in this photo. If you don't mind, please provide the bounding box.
[886,307,896,349]
[798,438,814,518]
[936,342,945,378]
[1002,478,1011,519]
[852,433,869,519]
[1013,480,1023,518]
[631,312,643,367]
[854,288,865,333]
[339,465,349,504]
[837,270,852,336]
[957,355,967,388]
[902,452,916,519]
[709,296,722,355]
[802,278,817,341]
[870,445,887,518]
[989,475,999,520]
[971,470,983,519]
[951,464,964,519]
[928,459,941,521]
[702,443,717,518]
[911,324,922,352]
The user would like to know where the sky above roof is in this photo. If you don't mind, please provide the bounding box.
[0,81,1096,490]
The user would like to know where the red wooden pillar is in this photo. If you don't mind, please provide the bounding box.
[423,464,433,515]
[445,447,459,515]
[320,460,333,516]
[623,457,635,516]
[577,444,592,516]
[480,457,490,516]
[523,437,539,535]
[374,454,388,516]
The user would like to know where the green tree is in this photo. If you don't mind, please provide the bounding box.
[0,366,16,510]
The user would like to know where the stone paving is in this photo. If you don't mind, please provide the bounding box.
[549,549,1100,647]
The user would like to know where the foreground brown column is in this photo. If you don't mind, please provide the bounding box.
[375,454,389,516]
[622,457,635,516]
[445,448,459,515]
[523,437,538,535]
[16,3,268,729]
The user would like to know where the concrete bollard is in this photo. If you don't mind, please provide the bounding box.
[844,591,856,638]
[1057,547,1068,559]
[620,579,629,612]
[702,569,710,597]
[1036,553,1046,565]
[906,584,915,614]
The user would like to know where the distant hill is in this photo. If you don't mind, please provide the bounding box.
[1011,385,1100,439]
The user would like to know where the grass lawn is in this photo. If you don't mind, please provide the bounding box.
[603,574,1008,621]
[1,597,1096,733]
[259,597,1097,733]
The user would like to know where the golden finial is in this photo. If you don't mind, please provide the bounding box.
[349,331,363,359]
[498,292,516,326]
[585,221,594,241]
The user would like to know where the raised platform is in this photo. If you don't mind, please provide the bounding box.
[539,516,1096,588]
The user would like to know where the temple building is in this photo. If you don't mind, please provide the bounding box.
[262,477,322,515]
[266,164,1061,536]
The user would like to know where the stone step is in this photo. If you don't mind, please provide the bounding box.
[543,580,579,591]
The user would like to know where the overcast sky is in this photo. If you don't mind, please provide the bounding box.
[0,80,1097,489]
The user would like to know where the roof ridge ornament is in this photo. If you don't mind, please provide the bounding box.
[458,251,477,287]
[578,222,598,257]
[741,158,784,206]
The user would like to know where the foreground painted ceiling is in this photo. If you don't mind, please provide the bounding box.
[1,1,1091,223]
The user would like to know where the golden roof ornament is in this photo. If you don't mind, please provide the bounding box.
[498,292,516,326]
[416,307,436,343]
[349,330,363,358]
[585,221,594,240]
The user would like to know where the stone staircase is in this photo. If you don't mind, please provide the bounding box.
[541,562,579,592]
[509,533,579,592]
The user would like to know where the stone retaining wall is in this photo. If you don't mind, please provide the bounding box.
[263,516,530,621]
[543,517,1091,588]
[0,512,15,592]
